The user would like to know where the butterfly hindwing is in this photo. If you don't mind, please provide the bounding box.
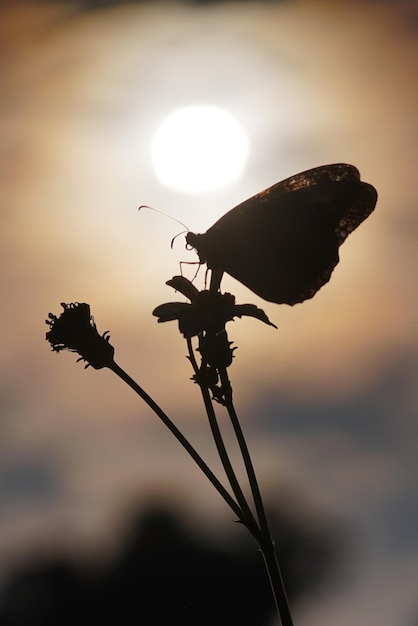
[186,164,377,305]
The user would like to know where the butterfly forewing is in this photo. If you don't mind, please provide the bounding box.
[186,164,377,305]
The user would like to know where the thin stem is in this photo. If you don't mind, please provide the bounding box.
[218,366,294,626]
[218,366,270,538]
[108,360,243,522]
[186,338,262,542]
[260,537,294,626]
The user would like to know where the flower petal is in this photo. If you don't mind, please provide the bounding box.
[233,304,277,328]
[166,276,201,302]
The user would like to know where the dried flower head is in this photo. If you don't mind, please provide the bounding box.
[45,302,115,369]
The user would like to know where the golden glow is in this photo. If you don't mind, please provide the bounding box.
[2,6,417,624]
[151,106,249,193]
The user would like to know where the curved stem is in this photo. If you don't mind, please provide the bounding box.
[186,338,262,542]
[108,360,243,521]
[218,365,294,626]
[218,366,270,538]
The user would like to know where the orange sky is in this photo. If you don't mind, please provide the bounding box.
[1,1,417,624]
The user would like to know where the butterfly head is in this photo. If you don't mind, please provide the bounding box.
[186,232,207,264]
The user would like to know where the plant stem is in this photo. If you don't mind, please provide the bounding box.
[218,367,270,537]
[218,366,294,626]
[108,360,244,522]
[186,338,262,542]
[260,537,294,626]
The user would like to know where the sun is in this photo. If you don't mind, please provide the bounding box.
[151,106,249,193]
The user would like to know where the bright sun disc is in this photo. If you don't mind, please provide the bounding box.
[151,106,249,193]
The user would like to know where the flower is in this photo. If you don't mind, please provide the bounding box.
[153,276,277,339]
[45,302,115,369]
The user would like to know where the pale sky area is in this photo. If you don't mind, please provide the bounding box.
[1,1,417,624]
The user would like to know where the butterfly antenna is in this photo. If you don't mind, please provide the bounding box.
[170,230,188,249]
[138,205,189,231]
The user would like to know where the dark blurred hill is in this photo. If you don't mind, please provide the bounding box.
[0,502,342,625]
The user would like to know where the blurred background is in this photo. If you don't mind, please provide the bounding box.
[1,0,417,624]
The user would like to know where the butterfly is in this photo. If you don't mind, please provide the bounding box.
[186,164,377,305]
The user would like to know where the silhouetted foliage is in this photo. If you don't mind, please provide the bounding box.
[0,503,341,625]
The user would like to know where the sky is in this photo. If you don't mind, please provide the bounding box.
[1,0,417,624]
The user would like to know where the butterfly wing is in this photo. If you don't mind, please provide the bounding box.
[187,164,377,305]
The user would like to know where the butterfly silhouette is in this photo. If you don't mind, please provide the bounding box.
[186,164,377,305]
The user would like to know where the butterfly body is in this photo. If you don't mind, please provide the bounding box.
[186,164,377,305]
